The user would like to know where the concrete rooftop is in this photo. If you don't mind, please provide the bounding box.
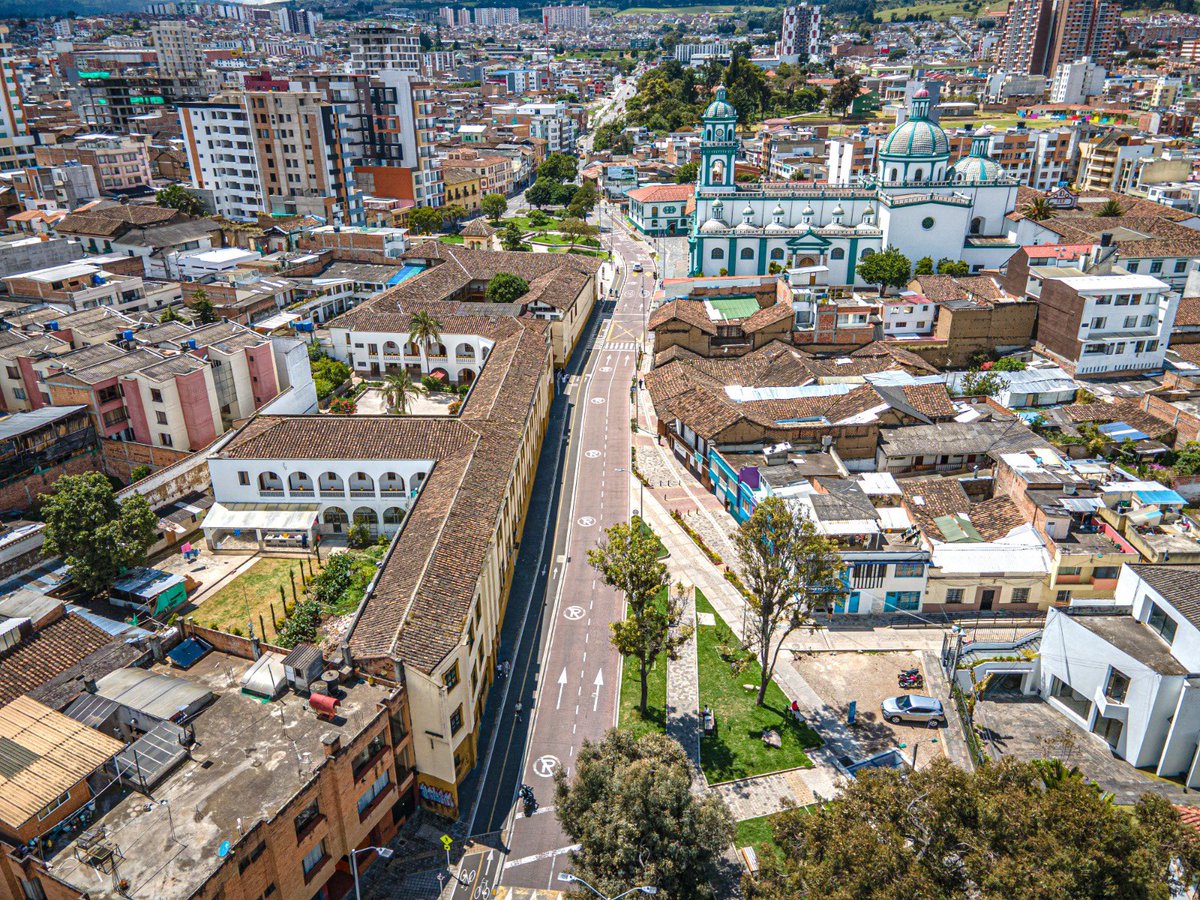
[47,651,391,900]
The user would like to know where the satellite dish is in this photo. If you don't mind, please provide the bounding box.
[218,840,231,858]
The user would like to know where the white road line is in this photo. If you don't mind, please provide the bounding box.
[503,845,581,871]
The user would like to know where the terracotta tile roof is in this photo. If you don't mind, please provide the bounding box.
[901,383,959,419]
[649,298,717,334]
[1011,188,1200,258]
[900,477,1027,542]
[627,183,694,203]
[460,217,496,237]
[55,204,182,237]
[218,416,478,461]
[1058,398,1173,439]
[1175,297,1200,327]
[0,614,114,707]
[910,274,1011,306]
[1175,805,1200,832]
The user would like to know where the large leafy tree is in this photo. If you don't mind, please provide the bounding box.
[828,73,862,117]
[858,246,912,297]
[408,205,443,235]
[524,178,555,209]
[587,516,688,714]
[156,183,205,216]
[538,151,578,183]
[480,192,507,222]
[675,161,699,184]
[567,180,599,218]
[555,730,733,899]
[559,216,596,248]
[41,473,157,597]
[500,221,526,251]
[485,272,529,303]
[188,287,218,324]
[441,203,467,229]
[735,497,845,707]
[748,757,1200,900]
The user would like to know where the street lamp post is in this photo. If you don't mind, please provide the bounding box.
[350,846,395,900]
[558,872,658,900]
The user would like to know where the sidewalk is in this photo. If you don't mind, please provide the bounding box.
[638,475,852,794]
[665,581,702,783]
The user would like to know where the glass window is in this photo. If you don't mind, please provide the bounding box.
[1147,602,1178,645]
[450,704,464,735]
[945,588,964,604]
[444,662,459,690]
[1010,588,1030,603]
[1104,667,1130,703]
[893,563,924,578]
[36,790,70,820]
[302,840,326,876]
[886,591,920,610]
[1150,260,1163,273]
[294,798,319,835]
[357,771,390,815]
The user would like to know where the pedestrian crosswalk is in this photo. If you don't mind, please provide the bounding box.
[604,341,639,351]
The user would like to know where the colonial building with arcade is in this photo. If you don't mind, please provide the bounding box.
[688,87,1021,282]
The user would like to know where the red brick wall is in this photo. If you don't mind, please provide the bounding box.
[0,451,101,511]
[100,439,192,483]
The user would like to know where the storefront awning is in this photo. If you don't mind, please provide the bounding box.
[203,502,319,532]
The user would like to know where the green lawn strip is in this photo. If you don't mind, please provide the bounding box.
[439,234,465,244]
[617,585,669,738]
[733,807,813,859]
[695,588,821,782]
[637,518,669,559]
[191,557,317,640]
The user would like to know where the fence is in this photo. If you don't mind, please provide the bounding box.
[950,683,988,769]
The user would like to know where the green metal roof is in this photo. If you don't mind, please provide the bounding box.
[933,513,984,543]
[706,296,761,320]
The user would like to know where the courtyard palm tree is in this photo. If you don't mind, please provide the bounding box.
[382,371,418,415]
[1022,196,1055,222]
[408,310,443,374]
[1095,198,1124,218]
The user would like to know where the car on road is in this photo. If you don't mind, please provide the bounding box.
[882,694,945,727]
[631,262,643,272]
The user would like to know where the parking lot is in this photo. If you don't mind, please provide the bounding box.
[791,650,948,770]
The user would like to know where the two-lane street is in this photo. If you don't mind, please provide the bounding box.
[448,206,654,896]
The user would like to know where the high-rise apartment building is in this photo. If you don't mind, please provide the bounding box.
[349,26,421,76]
[542,4,591,31]
[1049,0,1118,73]
[473,7,521,26]
[995,0,1117,76]
[778,3,822,62]
[151,20,207,79]
[1050,56,1106,104]
[276,7,322,35]
[179,89,364,225]
[0,27,34,171]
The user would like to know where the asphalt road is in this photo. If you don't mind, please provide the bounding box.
[446,207,653,897]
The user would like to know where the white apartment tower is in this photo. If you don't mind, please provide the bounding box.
[152,20,207,79]
[542,4,591,31]
[0,27,33,171]
[778,3,822,62]
[1050,56,1105,104]
[349,27,421,76]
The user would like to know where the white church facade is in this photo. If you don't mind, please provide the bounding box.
[687,87,1022,282]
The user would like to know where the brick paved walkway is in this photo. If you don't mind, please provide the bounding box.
[666,583,703,781]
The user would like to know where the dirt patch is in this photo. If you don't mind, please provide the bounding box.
[791,650,947,768]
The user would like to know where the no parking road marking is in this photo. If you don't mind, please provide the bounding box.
[577,516,596,527]
[563,606,585,620]
[533,755,560,778]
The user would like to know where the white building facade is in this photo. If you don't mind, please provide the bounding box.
[1037,565,1200,786]
[689,88,1020,281]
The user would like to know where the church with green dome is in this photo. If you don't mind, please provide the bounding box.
[688,87,1021,282]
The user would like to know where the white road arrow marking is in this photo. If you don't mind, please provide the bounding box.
[556,667,567,709]
[593,669,605,712]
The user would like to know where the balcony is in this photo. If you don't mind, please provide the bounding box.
[349,490,376,499]
[260,489,285,499]
[318,489,346,498]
